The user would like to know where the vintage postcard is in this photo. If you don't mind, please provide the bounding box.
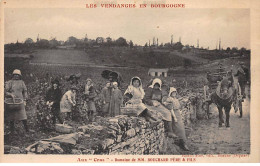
[0,0,259,163]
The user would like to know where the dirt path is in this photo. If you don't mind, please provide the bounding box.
[185,86,250,154]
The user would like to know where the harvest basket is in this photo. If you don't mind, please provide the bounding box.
[120,102,139,116]
[55,122,73,134]
[4,98,23,111]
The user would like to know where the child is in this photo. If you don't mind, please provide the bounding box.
[162,88,178,123]
[163,87,189,151]
[85,78,97,122]
[124,76,160,126]
[109,82,123,117]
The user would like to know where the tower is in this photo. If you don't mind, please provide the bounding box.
[197,39,199,48]
[37,34,39,42]
[179,37,181,43]
[157,38,158,47]
[153,37,155,46]
[219,38,221,50]
[85,34,88,41]
[171,35,173,46]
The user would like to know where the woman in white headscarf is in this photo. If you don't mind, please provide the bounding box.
[144,78,176,138]
[124,76,160,125]
[163,87,189,151]
[5,69,29,134]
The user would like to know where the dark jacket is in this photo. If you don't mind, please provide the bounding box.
[46,87,62,108]
[85,86,97,101]
[235,66,249,83]
[101,87,111,103]
[144,88,163,106]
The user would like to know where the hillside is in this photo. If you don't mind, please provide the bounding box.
[26,48,189,68]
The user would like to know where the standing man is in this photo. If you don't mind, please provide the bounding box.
[235,62,249,99]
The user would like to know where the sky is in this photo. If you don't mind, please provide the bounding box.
[4,8,250,49]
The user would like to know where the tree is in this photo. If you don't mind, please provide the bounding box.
[24,38,34,44]
[115,37,128,47]
[106,37,112,43]
[173,42,183,50]
[96,37,104,44]
[38,39,50,48]
[240,47,246,52]
[66,36,79,45]
[129,40,134,48]
[49,38,59,48]
[226,47,231,52]
[231,47,238,52]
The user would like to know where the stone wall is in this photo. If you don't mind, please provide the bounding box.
[24,114,165,155]
[7,92,206,155]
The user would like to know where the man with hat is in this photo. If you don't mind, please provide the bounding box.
[46,79,63,124]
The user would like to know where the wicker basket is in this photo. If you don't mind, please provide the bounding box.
[55,122,73,134]
[120,103,139,116]
[4,98,24,111]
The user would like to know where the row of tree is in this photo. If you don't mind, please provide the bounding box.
[5,35,249,55]
[5,36,134,51]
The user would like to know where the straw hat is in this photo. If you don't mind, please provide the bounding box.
[13,69,22,76]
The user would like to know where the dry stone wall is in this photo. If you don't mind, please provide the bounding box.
[6,92,206,155]
[24,114,165,155]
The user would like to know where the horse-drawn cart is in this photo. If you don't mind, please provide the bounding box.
[202,64,243,122]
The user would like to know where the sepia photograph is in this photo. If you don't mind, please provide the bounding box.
[1,0,259,163]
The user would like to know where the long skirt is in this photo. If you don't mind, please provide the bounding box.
[172,109,187,142]
[146,103,172,121]
[60,100,73,113]
[4,103,27,121]
[87,100,96,112]
[102,103,110,114]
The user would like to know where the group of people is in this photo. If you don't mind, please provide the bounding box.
[4,69,190,151]
[4,61,250,152]
[123,77,189,151]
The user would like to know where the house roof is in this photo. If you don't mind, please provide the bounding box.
[148,68,169,72]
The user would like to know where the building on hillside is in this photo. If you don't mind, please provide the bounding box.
[148,68,169,77]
